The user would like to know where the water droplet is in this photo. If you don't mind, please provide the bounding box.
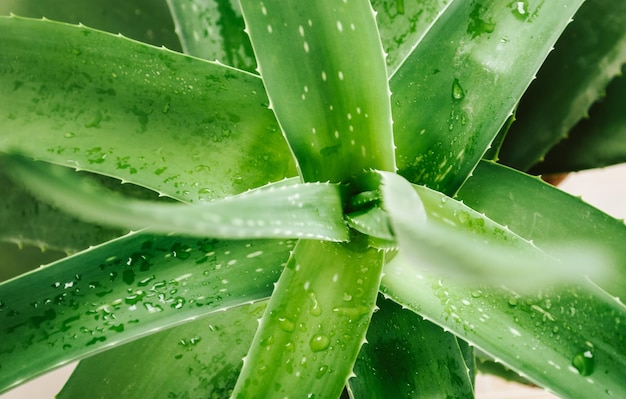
[310,334,330,352]
[471,290,483,298]
[278,317,295,332]
[457,211,470,224]
[309,293,321,316]
[452,78,465,100]
[316,365,329,379]
[508,297,518,307]
[572,351,594,376]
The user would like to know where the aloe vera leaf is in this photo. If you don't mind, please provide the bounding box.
[165,0,256,72]
[0,16,295,203]
[391,0,585,194]
[239,0,395,183]
[0,0,181,50]
[375,171,608,288]
[349,296,474,399]
[381,261,626,399]
[0,233,290,393]
[231,238,384,398]
[57,301,266,399]
[9,157,349,242]
[498,0,626,171]
[371,0,451,76]
[0,169,122,253]
[457,160,626,299]
[530,67,626,174]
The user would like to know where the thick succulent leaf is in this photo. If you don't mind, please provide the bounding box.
[371,0,451,75]
[8,157,349,242]
[499,0,626,171]
[0,233,290,392]
[457,161,626,299]
[349,296,474,398]
[391,0,585,194]
[376,171,608,288]
[239,0,395,182]
[165,0,256,72]
[231,238,384,398]
[0,0,181,50]
[531,67,626,174]
[0,168,122,253]
[58,301,266,399]
[381,261,626,399]
[0,16,295,203]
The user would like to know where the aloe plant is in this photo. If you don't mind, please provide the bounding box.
[1,0,625,398]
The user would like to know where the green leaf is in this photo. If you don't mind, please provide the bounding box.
[391,0,585,194]
[376,171,608,288]
[381,261,626,399]
[530,67,626,174]
[239,0,395,182]
[0,168,122,253]
[58,301,266,399]
[165,0,257,71]
[457,161,626,299]
[231,238,384,398]
[8,157,349,242]
[371,0,451,75]
[499,0,626,170]
[0,0,181,50]
[0,233,289,393]
[349,296,474,398]
[0,16,295,203]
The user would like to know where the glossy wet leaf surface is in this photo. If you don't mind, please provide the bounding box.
[0,233,289,391]
[166,0,256,71]
[382,262,626,399]
[392,0,585,194]
[350,296,474,398]
[0,16,295,203]
[232,238,384,398]
[58,301,266,399]
[240,0,395,182]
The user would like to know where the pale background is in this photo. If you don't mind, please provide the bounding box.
[2,163,625,399]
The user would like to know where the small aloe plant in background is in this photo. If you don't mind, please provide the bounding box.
[1,0,625,398]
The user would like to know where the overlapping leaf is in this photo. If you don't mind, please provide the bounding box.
[232,238,384,398]
[392,0,586,194]
[499,0,626,170]
[240,0,395,182]
[58,301,266,398]
[165,0,256,71]
[8,157,349,242]
[0,168,122,253]
[457,161,626,298]
[531,67,626,174]
[0,0,181,50]
[350,296,474,398]
[0,16,295,204]
[0,233,289,392]
[381,260,626,399]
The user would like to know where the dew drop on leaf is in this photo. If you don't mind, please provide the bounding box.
[278,317,295,332]
[310,334,330,352]
[572,350,594,376]
[451,78,465,101]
